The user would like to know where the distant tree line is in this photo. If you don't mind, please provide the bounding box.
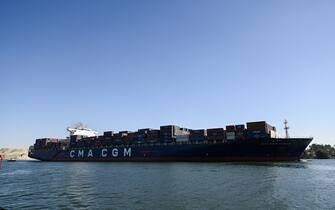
[303,144,335,159]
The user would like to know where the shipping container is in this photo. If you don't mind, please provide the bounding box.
[190,129,207,136]
[138,128,152,134]
[103,131,113,137]
[160,138,174,143]
[160,125,180,142]
[226,125,236,132]
[226,131,235,140]
[235,131,246,140]
[111,133,122,141]
[175,127,190,136]
[160,125,189,136]
[147,129,160,140]
[247,130,269,139]
[160,125,176,131]
[123,132,138,142]
[189,136,206,141]
[111,139,123,145]
[119,131,129,137]
[207,136,224,141]
[189,129,207,142]
[235,124,245,131]
[247,121,270,130]
[176,134,189,142]
[207,128,225,137]
[270,130,277,138]
[246,121,275,135]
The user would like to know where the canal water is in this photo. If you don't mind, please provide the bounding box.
[1,160,334,209]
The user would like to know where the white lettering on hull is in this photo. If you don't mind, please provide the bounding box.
[101,149,108,157]
[124,148,131,157]
[78,150,84,158]
[112,148,118,157]
[69,148,132,159]
[87,149,93,157]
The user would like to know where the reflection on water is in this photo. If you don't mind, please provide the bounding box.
[0,160,335,209]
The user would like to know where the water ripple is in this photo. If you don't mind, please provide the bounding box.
[0,160,335,209]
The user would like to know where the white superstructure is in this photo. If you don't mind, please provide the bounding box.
[67,123,98,137]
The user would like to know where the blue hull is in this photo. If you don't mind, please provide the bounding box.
[29,138,312,162]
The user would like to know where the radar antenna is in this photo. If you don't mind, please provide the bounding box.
[284,119,290,138]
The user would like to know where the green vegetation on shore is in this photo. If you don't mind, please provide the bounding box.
[303,144,335,159]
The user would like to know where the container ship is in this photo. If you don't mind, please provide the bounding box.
[28,121,312,162]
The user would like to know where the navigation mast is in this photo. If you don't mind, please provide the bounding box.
[284,119,290,138]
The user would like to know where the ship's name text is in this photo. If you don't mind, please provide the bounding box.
[69,148,131,158]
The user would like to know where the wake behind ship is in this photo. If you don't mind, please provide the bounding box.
[28,121,312,162]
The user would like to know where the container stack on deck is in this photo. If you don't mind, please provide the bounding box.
[121,132,134,143]
[189,129,207,142]
[34,121,280,150]
[175,127,190,142]
[207,128,225,141]
[235,124,246,140]
[225,125,236,140]
[35,138,60,149]
[160,125,176,142]
[246,121,276,139]
[29,120,313,162]
[146,129,160,142]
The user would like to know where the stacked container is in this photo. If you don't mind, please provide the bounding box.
[137,128,151,142]
[35,138,53,147]
[160,125,177,142]
[207,128,225,141]
[175,127,190,142]
[61,121,279,149]
[119,131,129,137]
[225,125,236,140]
[146,129,160,142]
[189,129,207,142]
[175,134,190,142]
[175,127,190,135]
[246,121,272,139]
[270,126,277,138]
[103,131,113,137]
[160,125,190,142]
[123,132,138,143]
[97,135,108,146]
[235,124,246,140]
[44,139,60,149]
[83,137,96,147]
[111,133,123,145]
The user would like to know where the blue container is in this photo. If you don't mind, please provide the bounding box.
[247,131,269,139]
[189,136,205,141]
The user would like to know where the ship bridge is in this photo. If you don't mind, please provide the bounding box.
[67,123,98,137]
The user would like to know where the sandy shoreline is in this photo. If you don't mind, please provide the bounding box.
[0,148,33,160]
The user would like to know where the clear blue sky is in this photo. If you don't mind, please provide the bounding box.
[1,0,334,148]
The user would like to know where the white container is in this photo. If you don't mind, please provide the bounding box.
[226,132,235,140]
[270,130,277,138]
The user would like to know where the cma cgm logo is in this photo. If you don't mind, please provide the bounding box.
[69,148,131,158]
